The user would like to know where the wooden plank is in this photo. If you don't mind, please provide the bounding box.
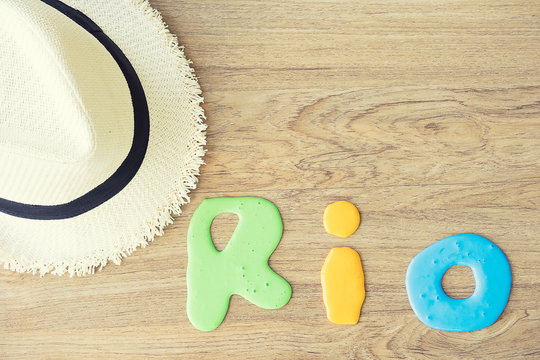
[200,86,540,191]
[153,0,540,91]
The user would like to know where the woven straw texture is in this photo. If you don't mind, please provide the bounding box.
[0,0,206,276]
[0,0,135,205]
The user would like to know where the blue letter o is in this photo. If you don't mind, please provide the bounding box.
[406,234,511,332]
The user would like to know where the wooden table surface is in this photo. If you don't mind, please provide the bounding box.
[1,0,539,358]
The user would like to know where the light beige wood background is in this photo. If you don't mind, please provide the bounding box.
[1,0,539,358]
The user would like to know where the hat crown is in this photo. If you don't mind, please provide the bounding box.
[0,0,97,163]
[0,0,134,205]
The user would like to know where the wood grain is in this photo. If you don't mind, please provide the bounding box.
[1,0,539,358]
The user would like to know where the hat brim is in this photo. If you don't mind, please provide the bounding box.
[0,0,206,276]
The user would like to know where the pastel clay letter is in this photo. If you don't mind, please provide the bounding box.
[323,201,360,238]
[321,247,365,324]
[406,234,511,332]
[187,197,292,331]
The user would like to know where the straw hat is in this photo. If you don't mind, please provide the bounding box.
[0,0,206,276]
